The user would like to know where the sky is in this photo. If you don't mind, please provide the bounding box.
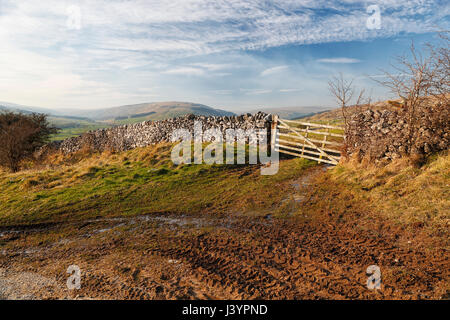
[0,0,448,113]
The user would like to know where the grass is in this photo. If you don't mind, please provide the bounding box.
[298,150,450,239]
[0,143,316,226]
[48,116,114,141]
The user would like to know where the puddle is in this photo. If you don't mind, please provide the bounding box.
[1,213,255,254]
[150,215,209,228]
[96,223,126,234]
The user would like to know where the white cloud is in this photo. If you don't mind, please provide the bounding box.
[279,89,301,92]
[261,65,289,76]
[317,58,362,64]
[241,89,273,95]
[189,63,235,71]
[162,67,205,76]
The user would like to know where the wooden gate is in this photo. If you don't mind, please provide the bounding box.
[271,115,345,165]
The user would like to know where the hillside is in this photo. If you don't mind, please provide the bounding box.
[83,101,235,122]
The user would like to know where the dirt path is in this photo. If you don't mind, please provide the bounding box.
[0,168,448,300]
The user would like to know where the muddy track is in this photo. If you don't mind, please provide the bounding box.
[142,217,447,300]
[0,168,448,299]
[0,212,448,299]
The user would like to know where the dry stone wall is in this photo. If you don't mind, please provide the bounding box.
[52,112,272,154]
[345,103,449,161]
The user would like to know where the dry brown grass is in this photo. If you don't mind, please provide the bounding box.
[329,151,449,235]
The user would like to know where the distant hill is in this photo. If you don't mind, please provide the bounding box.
[248,106,332,120]
[0,102,60,116]
[84,102,235,122]
[1,101,235,123]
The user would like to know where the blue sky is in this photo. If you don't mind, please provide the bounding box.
[0,0,448,112]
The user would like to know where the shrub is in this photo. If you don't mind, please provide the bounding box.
[0,112,59,172]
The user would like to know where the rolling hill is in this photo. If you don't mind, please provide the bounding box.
[84,101,235,122]
[0,101,235,121]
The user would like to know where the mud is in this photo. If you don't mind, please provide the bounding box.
[0,210,448,300]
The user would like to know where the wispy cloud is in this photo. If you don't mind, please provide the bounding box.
[2,1,446,62]
[162,67,205,76]
[317,58,362,64]
[241,89,273,95]
[189,63,234,71]
[261,65,289,76]
[279,88,301,93]
[162,64,234,77]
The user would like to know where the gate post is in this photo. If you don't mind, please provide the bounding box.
[270,114,278,151]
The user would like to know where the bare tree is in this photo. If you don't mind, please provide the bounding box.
[355,88,371,113]
[373,35,449,150]
[328,73,354,126]
[374,42,432,115]
[0,112,59,172]
[426,32,450,105]
[328,73,368,126]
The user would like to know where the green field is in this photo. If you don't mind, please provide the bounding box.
[50,124,114,141]
[48,116,113,141]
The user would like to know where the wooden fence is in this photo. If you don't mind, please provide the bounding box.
[271,115,345,165]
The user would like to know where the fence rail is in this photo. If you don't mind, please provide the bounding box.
[272,115,345,165]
